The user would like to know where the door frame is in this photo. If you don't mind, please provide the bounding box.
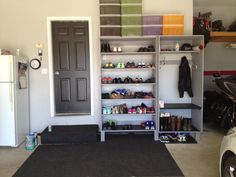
[47,17,94,117]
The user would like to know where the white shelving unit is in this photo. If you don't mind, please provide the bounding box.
[100,36,158,142]
[157,35,204,143]
[100,35,204,143]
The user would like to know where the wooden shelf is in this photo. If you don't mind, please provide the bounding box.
[211,32,236,42]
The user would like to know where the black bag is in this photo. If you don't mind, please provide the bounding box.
[193,17,211,46]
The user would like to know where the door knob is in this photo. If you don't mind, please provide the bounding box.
[55,71,60,75]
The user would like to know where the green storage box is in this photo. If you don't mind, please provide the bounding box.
[121,15,141,25]
[122,26,142,36]
[121,0,142,4]
[121,5,142,15]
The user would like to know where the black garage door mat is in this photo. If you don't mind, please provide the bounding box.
[13,134,184,177]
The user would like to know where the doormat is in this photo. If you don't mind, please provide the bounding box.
[13,134,184,177]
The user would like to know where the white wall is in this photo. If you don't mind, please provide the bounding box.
[0,0,193,132]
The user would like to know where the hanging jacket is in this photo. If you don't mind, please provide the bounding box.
[178,56,193,98]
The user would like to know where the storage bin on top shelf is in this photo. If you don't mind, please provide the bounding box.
[162,14,184,35]
[121,0,142,36]
[100,0,120,3]
[142,15,163,35]
[100,0,121,36]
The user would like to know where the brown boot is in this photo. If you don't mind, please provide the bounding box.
[171,116,176,131]
[176,116,182,131]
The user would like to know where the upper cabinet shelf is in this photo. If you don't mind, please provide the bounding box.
[101,52,156,55]
[211,32,236,42]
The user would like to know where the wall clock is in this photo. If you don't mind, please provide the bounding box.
[30,58,41,70]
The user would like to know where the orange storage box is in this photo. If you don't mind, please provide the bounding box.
[163,14,184,25]
[162,25,184,35]
[163,14,184,35]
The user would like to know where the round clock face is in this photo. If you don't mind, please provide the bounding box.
[30,58,41,70]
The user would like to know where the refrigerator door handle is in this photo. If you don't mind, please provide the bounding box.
[9,84,13,111]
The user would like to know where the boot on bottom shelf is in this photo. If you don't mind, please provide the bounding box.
[182,118,188,131]
[176,116,182,131]
[171,116,176,131]
[164,113,171,131]
[187,118,192,131]
[183,118,192,131]
[160,117,164,131]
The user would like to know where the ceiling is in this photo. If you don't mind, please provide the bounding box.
[194,0,236,6]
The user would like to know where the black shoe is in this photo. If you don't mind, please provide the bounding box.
[107,43,111,52]
[117,77,123,83]
[187,118,192,131]
[112,78,118,84]
[101,43,105,52]
[111,122,116,130]
[148,45,155,52]
[182,118,188,131]
[141,102,147,108]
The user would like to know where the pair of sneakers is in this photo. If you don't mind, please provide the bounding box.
[144,121,155,130]
[116,62,125,68]
[101,77,112,84]
[102,107,111,114]
[103,120,117,130]
[103,63,115,68]
[112,46,122,52]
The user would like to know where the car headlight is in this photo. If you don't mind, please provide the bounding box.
[227,129,235,136]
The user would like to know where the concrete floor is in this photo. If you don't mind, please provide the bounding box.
[0,125,224,177]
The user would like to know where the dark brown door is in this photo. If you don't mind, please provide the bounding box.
[52,21,91,115]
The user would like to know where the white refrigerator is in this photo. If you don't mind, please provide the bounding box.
[0,55,29,147]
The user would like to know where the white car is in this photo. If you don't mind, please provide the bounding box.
[220,127,236,177]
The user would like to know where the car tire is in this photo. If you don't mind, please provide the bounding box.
[223,156,236,177]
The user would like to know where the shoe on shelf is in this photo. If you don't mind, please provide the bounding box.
[117,47,122,52]
[108,63,115,68]
[147,45,155,52]
[141,102,147,108]
[187,118,192,131]
[141,107,146,114]
[102,93,110,99]
[149,121,155,130]
[116,63,121,68]
[145,77,155,83]
[112,46,117,52]
[128,108,132,114]
[145,121,150,130]
[107,107,112,114]
[112,78,118,84]
[120,62,125,68]
[132,107,136,114]
[137,47,144,52]
[102,107,107,114]
[107,77,113,84]
[182,118,188,131]
[101,77,108,84]
[105,43,111,52]
[136,106,142,114]
[176,116,183,131]
[117,77,123,83]
[171,116,177,131]
[101,43,106,52]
